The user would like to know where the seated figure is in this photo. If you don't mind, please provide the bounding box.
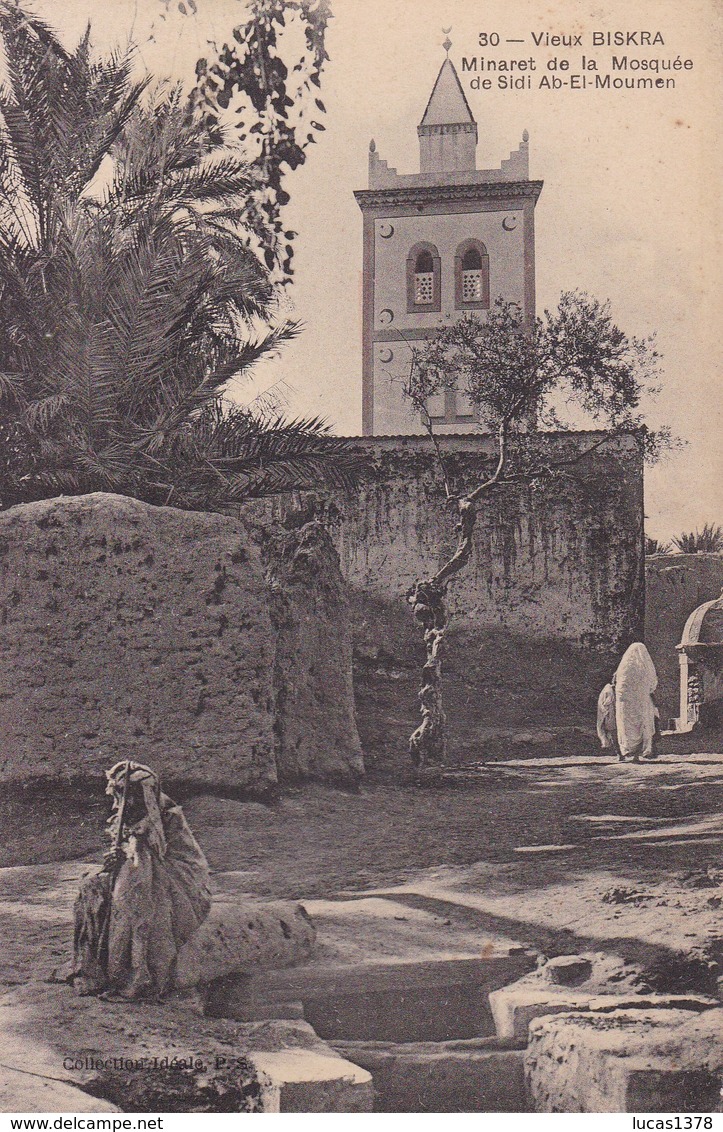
[72,761,212,1000]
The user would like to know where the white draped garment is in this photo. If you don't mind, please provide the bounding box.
[614,642,658,758]
[596,683,617,749]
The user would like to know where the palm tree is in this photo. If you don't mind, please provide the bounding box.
[644,535,672,555]
[672,524,723,554]
[0,3,360,510]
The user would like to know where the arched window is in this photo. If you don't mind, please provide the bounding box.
[454,239,489,310]
[406,242,441,313]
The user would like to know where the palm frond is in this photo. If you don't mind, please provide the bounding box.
[23,392,69,430]
[672,524,723,554]
[214,321,303,382]
[0,5,357,511]
[81,76,151,189]
[0,369,23,401]
[191,409,366,497]
[644,535,672,556]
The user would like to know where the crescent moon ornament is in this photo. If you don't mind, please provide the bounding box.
[502,215,518,231]
[379,308,394,325]
[379,348,394,364]
[379,223,394,239]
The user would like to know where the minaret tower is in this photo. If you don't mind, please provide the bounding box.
[355,38,543,436]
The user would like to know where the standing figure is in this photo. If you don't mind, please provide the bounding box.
[613,642,659,762]
[596,679,619,756]
[72,761,212,1000]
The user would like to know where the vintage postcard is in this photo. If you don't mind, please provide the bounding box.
[0,0,721,1120]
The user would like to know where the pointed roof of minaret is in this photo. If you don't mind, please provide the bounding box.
[419,56,476,128]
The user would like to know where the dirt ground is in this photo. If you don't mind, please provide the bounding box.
[349,607,723,769]
[2,753,723,996]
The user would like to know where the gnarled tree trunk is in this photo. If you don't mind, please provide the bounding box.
[407,498,478,768]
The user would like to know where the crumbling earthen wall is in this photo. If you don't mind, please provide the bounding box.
[0,493,363,788]
[260,432,644,766]
[252,516,364,783]
[328,433,645,647]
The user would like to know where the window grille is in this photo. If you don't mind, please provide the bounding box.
[415,272,434,304]
[462,270,482,301]
[455,242,489,309]
[407,246,440,313]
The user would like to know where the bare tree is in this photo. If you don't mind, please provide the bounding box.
[403,292,672,768]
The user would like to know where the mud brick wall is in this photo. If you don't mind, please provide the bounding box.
[0,493,363,788]
[260,431,645,767]
[252,516,365,783]
[330,433,645,647]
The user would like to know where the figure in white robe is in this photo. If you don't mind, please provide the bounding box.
[596,681,618,753]
[613,642,659,761]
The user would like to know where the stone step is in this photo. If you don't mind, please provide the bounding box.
[0,983,372,1115]
[0,1065,121,1114]
[490,984,718,1043]
[252,1047,373,1113]
[525,1007,723,1112]
[205,953,537,1043]
[332,1038,529,1112]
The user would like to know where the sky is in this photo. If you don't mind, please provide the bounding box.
[31,0,723,541]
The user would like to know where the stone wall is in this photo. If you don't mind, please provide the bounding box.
[342,434,643,644]
[0,494,363,788]
[645,553,723,726]
[262,432,645,767]
[268,433,645,646]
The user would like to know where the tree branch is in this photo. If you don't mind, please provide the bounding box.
[422,403,454,501]
[432,498,477,588]
[404,346,455,501]
[468,420,508,503]
[492,431,623,487]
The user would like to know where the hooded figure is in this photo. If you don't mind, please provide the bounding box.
[72,762,211,999]
[596,682,618,753]
[613,642,659,761]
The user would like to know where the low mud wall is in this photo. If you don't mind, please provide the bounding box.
[0,493,363,788]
